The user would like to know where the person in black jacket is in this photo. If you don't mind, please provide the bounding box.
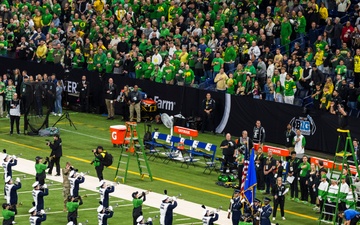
[220,133,236,173]
[287,151,300,200]
[253,120,265,145]
[285,124,295,151]
[255,147,266,191]
[77,75,90,113]
[272,177,286,220]
[104,78,117,120]
[46,134,62,176]
[201,93,216,134]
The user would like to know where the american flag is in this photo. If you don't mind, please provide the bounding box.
[240,159,249,193]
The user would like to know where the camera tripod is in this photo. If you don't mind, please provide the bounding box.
[52,111,77,130]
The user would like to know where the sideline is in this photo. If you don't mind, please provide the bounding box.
[1,138,318,221]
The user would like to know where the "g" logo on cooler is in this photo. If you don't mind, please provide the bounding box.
[112,131,117,140]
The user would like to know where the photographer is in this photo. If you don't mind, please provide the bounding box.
[66,196,83,225]
[220,133,236,173]
[2,203,15,225]
[91,146,106,181]
[132,191,146,225]
[46,134,62,176]
[34,156,48,185]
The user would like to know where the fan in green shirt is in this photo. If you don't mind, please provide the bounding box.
[135,56,145,79]
[72,51,85,69]
[226,75,235,95]
[335,60,347,78]
[93,49,107,72]
[284,75,296,97]
[292,62,303,81]
[151,66,163,83]
[163,62,175,83]
[52,0,61,16]
[243,62,256,79]
[188,48,197,68]
[144,58,154,79]
[224,44,236,63]
[211,53,224,74]
[213,16,224,35]
[41,9,53,26]
[296,12,306,35]
[183,65,195,86]
[105,53,115,73]
[45,45,55,63]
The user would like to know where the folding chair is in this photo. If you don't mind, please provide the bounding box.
[162,145,178,164]
[180,150,200,168]
[203,154,218,174]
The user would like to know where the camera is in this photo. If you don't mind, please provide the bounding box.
[69,166,78,172]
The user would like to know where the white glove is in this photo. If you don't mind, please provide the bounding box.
[172,197,177,202]
[108,206,113,211]
[258,208,263,213]
[12,155,16,160]
[241,198,246,203]
[230,199,234,204]
[15,177,20,183]
[256,217,260,220]
[250,202,254,207]
[40,210,45,214]
[327,198,331,202]
[110,183,114,187]
[80,172,84,177]
[147,218,152,222]
[318,196,322,201]
[43,184,47,189]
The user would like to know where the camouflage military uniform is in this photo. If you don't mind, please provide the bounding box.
[62,167,71,209]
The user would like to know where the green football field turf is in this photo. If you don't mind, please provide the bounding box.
[0,111,323,224]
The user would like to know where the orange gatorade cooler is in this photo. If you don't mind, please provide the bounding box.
[110,125,126,145]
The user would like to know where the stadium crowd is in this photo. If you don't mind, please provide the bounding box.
[0,0,360,115]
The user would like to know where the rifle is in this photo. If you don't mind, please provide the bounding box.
[227,192,235,219]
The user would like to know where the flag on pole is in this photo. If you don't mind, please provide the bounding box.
[243,149,257,205]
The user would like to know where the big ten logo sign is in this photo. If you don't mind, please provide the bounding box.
[112,131,117,140]
[289,115,316,136]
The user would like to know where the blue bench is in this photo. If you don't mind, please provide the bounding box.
[145,132,217,165]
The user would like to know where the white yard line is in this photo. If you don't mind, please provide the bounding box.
[0,188,63,195]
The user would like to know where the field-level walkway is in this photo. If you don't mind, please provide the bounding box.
[5,153,231,225]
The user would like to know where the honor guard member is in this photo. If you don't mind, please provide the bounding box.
[252,198,262,225]
[338,209,360,225]
[2,203,15,225]
[258,197,272,225]
[46,134,62,176]
[69,170,85,198]
[230,189,244,225]
[2,152,17,178]
[62,162,72,211]
[34,156,49,185]
[136,215,153,225]
[201,205,219,225]
[287,151,300,200]
[97,205,114,225]
[28,207,46,225]
[99,180,115,208]
[5,176,21,216]
[132,191,146,225]
[201,93,216,134]
[66,196,83,225]
[252,120,265,145]
[32,182,49,211]
[272,177,287,221]
[160,190,178,225]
